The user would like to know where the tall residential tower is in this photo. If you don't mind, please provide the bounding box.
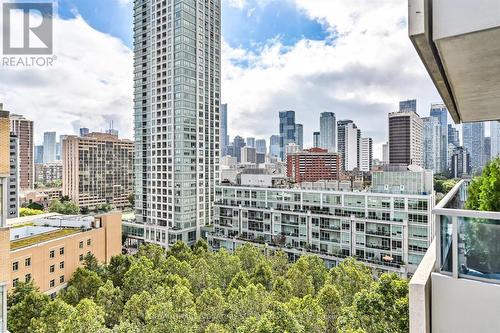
[319,112,336,152]
[133,0,221,246]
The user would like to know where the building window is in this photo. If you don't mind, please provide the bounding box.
[49,250,55,258]
[12,278,19,287]
[49,279,55,288]
[25,258,31,267]
[60,261,65,269]
[59,275,65,283]
[60,247,65,255]
[79,254,84,262]
[87,239,91,246]
[25,274,31,282]
[12,261,18,271]
[79,241,84,249]
[49,265,55,273]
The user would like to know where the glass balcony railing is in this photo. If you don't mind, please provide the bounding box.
[434,180,500,282]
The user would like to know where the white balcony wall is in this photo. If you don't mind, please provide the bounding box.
[431,273,500,333]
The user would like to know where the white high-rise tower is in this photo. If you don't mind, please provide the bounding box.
[133,0,221,246]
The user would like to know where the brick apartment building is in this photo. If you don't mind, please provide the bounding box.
[287,148,341,183]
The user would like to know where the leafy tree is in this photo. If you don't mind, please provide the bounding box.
[210,249,242,290]
[227,284,269,330]
[30,298,75,333]
[287,295,325,333]
[58,299,109,333]
[466,158,500,211]
[227,271,250,291]
[60,267,104,306]
[144,285,198,333]
[84,252,103,274]
[337,289,388,333]
[105,254,134,288]
[122,290,153,328]
[235,244,264,274]
[49,198,80,215]
[95,280,124,328]
[111,321,141,333]
[291,255,328,294]
[205,323,230,333]
[5,240,410,333]
[26,202,44,210]
[286,262,314,298]
[196,288,227,331]
[167,240,193,262]
[162,255,192,278]
[317,283,341,332]
[237,302,303,333]
[7,290,50,333]
[19,207,44,217]
[127,192,135,207]
[193,239,209,254]
[268,250,289,277]
[329,258,373,306]
[271,276,293,303]
[7,280,36,308]
[251,261,273,290]
[122,256,161,299]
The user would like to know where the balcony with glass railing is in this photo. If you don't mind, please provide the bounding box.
[410,179,500,333]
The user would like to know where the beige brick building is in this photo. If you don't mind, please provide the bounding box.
[1,109,11,333]
[5,212,122,296]
[62,133,134,209]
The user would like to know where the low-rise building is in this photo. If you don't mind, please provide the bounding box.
[20,188,63,210]
[4,212,122,297]
[208,170,435,277]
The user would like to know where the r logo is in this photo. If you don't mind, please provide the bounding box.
[2,2,53,55]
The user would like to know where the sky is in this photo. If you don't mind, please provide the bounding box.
[0,0,446,158]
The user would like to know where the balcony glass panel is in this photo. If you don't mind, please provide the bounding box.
[440,215,452,273]
[458,216,500,280]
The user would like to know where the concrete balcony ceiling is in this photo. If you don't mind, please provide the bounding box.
[409,0,500,123]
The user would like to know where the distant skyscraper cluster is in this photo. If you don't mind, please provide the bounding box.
[222,107,374,173]
[221,98,495,180]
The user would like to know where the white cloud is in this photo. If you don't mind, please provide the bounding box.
[0,14,133,144]
[116,0,132,6]
[222,0,441,158]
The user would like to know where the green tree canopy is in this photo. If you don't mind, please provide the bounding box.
[7,242,410,333]
[466,158,500,211]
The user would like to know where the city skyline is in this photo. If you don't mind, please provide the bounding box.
[0,0,444,158]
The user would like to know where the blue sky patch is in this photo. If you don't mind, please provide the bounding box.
[54,0,327,52]
[222,0,327,49]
